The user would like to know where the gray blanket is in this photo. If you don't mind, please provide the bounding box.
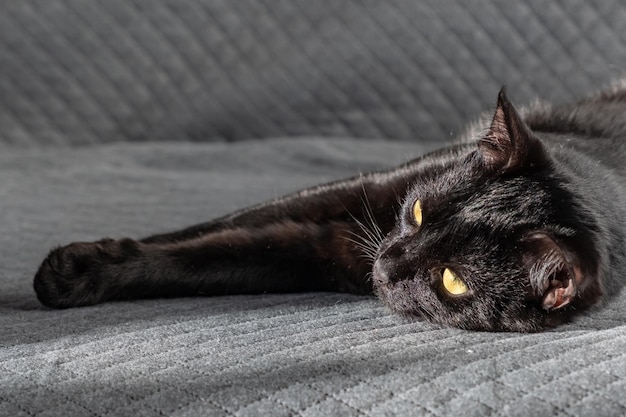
[2,1,626,416]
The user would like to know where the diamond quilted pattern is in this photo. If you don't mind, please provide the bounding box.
[2,0,626,146]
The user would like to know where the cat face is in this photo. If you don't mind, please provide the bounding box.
[372,90,602,332]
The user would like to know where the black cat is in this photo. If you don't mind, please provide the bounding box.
[34,86,626,332]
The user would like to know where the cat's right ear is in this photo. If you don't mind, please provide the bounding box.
[478,88,547,174]
[522,233,581,311]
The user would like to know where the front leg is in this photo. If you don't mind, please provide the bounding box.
[33,167,415,308]
[34,219,373,308]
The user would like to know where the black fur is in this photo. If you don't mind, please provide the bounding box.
[34,85,626,332]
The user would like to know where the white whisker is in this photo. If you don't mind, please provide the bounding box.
[339,178,389,266]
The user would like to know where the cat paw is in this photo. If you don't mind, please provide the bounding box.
[34,239,116,308]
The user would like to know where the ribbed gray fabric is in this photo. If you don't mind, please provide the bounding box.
[2,1,626,416]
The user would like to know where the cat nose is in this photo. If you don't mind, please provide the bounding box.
[372,259,391,285]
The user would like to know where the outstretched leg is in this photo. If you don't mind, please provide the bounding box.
[33,163,421,308]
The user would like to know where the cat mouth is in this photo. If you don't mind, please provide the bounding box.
[372,260,414,310]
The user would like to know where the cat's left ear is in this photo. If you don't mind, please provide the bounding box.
[522,233,582,311]
[478,88,547,173]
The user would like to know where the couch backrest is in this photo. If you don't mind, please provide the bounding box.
[1,0,625,147]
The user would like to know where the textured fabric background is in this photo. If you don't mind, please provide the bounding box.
[2,0,626,147]
[2,1,626,416]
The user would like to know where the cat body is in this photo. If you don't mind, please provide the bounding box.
[34,86,626,332]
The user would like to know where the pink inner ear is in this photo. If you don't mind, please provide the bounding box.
[542,275,577,310]
[523,232,581,311]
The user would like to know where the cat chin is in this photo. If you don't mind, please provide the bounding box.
[373,279,451,327]
[372,280,418,316]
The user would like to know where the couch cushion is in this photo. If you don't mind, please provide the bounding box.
[2,0,625,146]
[2,138,626,416]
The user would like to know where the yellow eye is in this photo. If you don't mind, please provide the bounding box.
[413,199,423,226]
[442,268,468,295]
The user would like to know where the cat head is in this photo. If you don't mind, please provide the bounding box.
[372,89,603,332]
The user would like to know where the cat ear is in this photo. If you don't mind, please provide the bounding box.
[478,88,544,173]
[522,233,581,311]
